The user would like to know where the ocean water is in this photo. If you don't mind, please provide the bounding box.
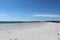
[0,21,40,24]
[0,22,22,24]
[0,22,33,24]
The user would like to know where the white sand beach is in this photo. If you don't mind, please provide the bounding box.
[0,22,60,40]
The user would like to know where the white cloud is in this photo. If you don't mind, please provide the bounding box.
[0,14,6,16]
[32,14,60,17]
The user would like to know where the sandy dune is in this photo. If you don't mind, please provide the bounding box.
[0,22,60,40]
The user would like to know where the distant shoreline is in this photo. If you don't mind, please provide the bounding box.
[0,21,60,24]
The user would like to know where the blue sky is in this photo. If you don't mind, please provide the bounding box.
[0,0,60,21]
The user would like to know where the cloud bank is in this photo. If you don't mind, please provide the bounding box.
[33,14,60,17]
